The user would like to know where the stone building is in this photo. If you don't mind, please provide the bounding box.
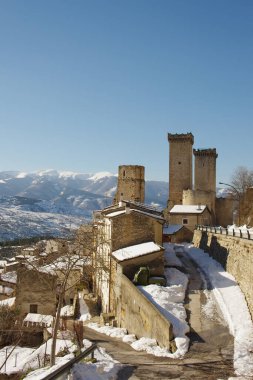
[93,200,165,314]
[114,165,145,203]
[15,266,57,317]
[163,224,194,243]
[169,205,212,232]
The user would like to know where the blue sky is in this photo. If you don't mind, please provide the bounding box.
[0,0,252,182]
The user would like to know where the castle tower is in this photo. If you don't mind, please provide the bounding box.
[115,165,145,203]
[168,133,194,209]
[193,149,218,193]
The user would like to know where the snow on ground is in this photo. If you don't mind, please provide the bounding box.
[137,267,189,358]
[0,338,76,377]
[87,323,128,339]
[164,243,183,267]
[88,267,189,359]
[184,244,253,378]
[88,172,115,181]
[60,305,74,317]
[78,291,91,322]
[72,339,122,380]
[23,338,122,380]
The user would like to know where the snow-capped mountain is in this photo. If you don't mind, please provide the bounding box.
[0,170,168,241]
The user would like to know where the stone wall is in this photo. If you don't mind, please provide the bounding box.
[111,212,162,251]
[16,267,57,316]
[118,275,173,349]
[193,230,253,319]
[215,197,234,227]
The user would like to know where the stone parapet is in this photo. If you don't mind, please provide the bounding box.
[193,148,218,158]
[168,133,194,145]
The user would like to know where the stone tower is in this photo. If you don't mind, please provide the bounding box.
[115,165,145,203]
[168,133,194,209]
[194,148,218,193]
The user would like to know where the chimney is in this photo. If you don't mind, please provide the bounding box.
[119,193,124,207]
[125,202,131,214]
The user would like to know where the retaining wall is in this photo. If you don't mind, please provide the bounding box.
[193,230,253,319]
[117,275,173,349]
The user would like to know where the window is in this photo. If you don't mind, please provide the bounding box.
[182,218,188,225]
[30,304,38,313]
[123,170,126,177]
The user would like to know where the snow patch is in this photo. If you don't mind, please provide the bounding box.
[88,172,115,181]
[184,244,253,377]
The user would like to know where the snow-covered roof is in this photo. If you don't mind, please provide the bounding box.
[163,225,183,235]
[131,209,164,221]
[0,260,7,267]
[23,313,54,327]
[0,285,14,295]
[0,297,16,308]
[6,261,18,267]
[106,208,164,221]
[170,205,207,214]
[106,210,126,218]
[112,241,163,262]
[7,257,16,262]
[0,271,17,284]
[60,305,74,317]
[38,255,84,275]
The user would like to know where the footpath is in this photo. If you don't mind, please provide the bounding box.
[83,246,235,380]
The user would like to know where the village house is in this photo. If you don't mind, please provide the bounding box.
[163,224,193,243]
[93,200,165,315]
[168,204,212,233]
[15,266,57,317]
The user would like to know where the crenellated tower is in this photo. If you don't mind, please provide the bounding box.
[168,133,194,210]
[194,148,218,193]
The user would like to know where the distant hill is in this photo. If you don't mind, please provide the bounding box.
[0,170,168,241]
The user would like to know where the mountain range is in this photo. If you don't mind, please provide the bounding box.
[0,170,168,242]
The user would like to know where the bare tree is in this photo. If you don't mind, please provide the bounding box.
[12,224,96,367]
[231,166,253,195]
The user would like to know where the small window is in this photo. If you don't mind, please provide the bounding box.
[70,298,74,305]
[123,170,126,177]
[182,218,188,225]
[178,161,181,165]
[30,304,38,313]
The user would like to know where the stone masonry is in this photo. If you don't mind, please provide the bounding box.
[168,133,194,210]
[193,229,253,319]
[114,165,145,203]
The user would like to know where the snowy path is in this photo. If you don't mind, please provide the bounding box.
[81,243,237,380]
[184,244,253,379]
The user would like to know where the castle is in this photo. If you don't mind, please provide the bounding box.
[165,132,234,229]
[113,133,234,233]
